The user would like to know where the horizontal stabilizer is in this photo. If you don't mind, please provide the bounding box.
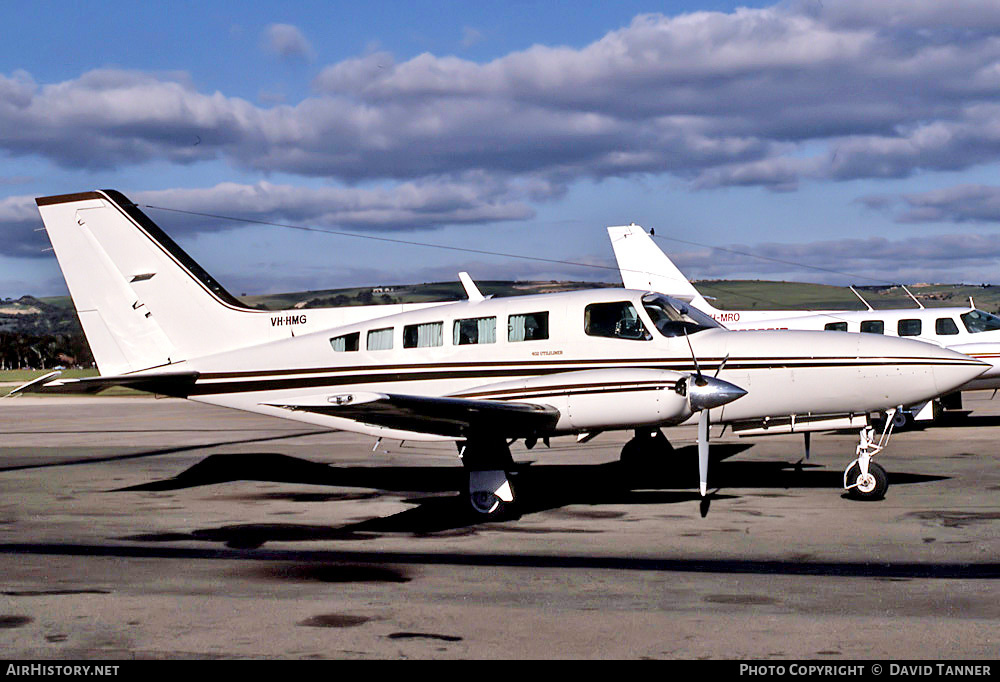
[5,370,63,397]
[265,391,560,439]
[12,371,200,398]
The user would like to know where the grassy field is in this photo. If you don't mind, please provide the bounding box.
[0,368,98,382]
[240,279,1000,313]
[693,280,1000,312]
[24,278,1000,314]
[0,368,143,397]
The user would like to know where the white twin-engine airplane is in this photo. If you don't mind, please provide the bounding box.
[14,191,988,518]
[609,224,1000,425]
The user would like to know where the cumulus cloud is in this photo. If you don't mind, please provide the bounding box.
[0,194,49,257]
[662,232,1000,286]
[0,178,545,258]
[262,23,315,60]
[0,69,253,168]
[863,184,1000,224]
[3,3,1000,190]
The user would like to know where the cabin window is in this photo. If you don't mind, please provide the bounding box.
[329,332,360,352]
[403,321,443,348]
[898,319,922,337]
[367,327,394,351]
[454,317,496,345]
[935,317,959,336]
[585,301,650,340]
[961,309,1000,334]
[824,322,848,331]
[508,312,549,342]
[861,320,884,334]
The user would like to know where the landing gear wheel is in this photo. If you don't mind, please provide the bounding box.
[619,429,672,467]
[845,461,889,501]
[619,438,646,467]
[891,411,911,429]
[462,439,517,520]
[469,490,502,516]
[465,470,516,520]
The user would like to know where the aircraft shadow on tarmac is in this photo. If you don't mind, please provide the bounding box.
[116,443,948,548]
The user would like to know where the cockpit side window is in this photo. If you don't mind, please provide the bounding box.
[860,320,884,334]
[641,293,720,338]
[961,309,1000,334]
[585,301,651,340]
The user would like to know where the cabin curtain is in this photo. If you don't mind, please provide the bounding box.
[509,315,527,342]
[416,322,443,347]
[478,317,496,344]
[367,328,393,351]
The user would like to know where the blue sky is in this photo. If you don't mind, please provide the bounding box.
[5,0,1000,298]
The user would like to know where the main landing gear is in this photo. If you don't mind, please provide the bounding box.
[619,428,673,468]
[843,413,895,501]
[461,437,517,519]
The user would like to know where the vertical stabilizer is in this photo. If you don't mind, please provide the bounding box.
[36,191,273,374]
[607,224,715,312]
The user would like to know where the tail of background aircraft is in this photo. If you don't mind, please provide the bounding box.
[607,224,716,313]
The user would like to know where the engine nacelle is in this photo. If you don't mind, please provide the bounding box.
[451,368,693,432]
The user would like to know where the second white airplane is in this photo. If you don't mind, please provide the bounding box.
[13,191,989,518]
[610,224,1000,424]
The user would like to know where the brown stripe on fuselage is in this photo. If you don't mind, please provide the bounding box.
[195,354,977,381]
[185,357,976,396]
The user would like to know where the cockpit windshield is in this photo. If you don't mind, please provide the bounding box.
[641,293,722,337]
[961,309,1000,334]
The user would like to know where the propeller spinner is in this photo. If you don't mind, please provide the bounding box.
[680,333,747,497]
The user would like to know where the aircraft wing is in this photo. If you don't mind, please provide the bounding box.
[265,391,561,439]
[9,371,200,398]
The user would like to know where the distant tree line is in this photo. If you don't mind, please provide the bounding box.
[0,331,94,370]
[0,296,94,370]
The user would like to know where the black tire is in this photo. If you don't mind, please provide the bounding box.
[467,481,516,520]
[845,461,889,501]
[619,430,672,465]
[891,411,911,429]
[619,437,646,467]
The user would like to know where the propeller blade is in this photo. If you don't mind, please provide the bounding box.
[682,327,702,381]
[698,409,710,497]
[713,353,730,378]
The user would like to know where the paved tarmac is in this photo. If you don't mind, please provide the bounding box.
[0,392,997,660]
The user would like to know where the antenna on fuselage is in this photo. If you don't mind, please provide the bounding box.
[901,285,924,309]
[850,286,874,311]
[458,272,486,302]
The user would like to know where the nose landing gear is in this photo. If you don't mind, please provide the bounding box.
[843,412,895,501]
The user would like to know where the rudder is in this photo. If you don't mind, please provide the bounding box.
[36,190,270,374]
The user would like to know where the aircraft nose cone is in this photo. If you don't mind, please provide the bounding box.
[930,353,991,395]
[855,332,990,403]
[687,375,748,411]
